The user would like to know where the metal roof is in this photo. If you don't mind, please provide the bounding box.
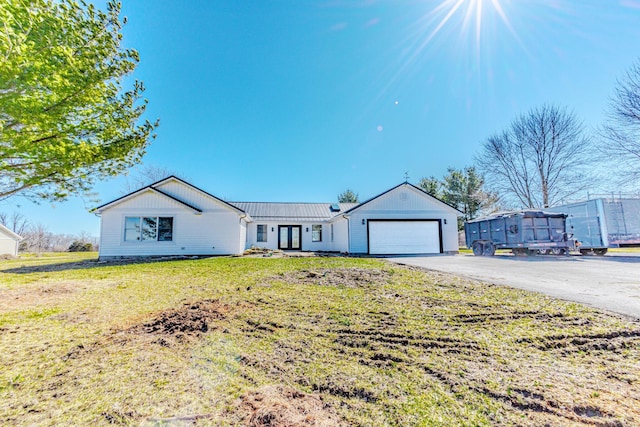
[229,202,358,221]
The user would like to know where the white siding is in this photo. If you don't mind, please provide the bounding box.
[348,185,459,254]
[98,186,245,258]
[239,220,247,253]
[330,218,349,252]
[0,226,20,256]
[245,222,277,251]
[0,236,19,256]
[245,221,339,252]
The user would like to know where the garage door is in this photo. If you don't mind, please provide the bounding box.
[369,220,441,254]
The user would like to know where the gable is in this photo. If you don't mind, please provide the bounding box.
[105,189,201,212]
[94,187,203,214]
[94,176,245,217]
[154,179,242,212]
[345,183,461,216]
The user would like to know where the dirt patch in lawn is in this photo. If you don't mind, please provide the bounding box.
[0,281,88,312]
[235,385,346,426]
[127,299,229,343]
[239,268,640,426]
[272,268,392,288]
[61,300,234,361]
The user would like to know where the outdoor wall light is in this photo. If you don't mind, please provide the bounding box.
[271,227,274,232]
[444,219,447,224]
[362,219,366,225]
[306,227,309,232]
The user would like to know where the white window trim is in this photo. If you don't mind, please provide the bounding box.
[257,224,268,243]
[312,224,322,242]
[123,216,175,243]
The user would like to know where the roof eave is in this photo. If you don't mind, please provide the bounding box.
[92,187,203,214]
[154,176,246,215]
[91,186,154,213]
[0,224,23,240]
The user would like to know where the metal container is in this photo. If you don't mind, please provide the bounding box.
[547,198,640,255]
[464,210,574,256]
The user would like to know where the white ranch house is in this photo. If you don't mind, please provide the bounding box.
[0,224,22,257]
[93,176,461,259]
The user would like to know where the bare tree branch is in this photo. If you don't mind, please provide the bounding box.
[477,104,592,208]
[601,59,640,186]
[121,164,183,194]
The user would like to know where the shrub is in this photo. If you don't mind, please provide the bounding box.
[68,241,94,252]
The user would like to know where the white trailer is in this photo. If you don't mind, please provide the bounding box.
[548,198,640,255]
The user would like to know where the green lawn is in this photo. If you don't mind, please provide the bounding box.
[460,247,640,255]
[1,253,639,426]
[609,247,640,253]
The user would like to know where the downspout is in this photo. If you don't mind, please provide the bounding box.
[343,214,350,254]
[93,211,103,260]
[239,214,247,253]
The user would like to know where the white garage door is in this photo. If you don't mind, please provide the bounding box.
[369,221,441,254]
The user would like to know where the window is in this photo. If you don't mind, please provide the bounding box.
[124,217,173,242]
[257,224,267,242]
[312,224,322,242]
[141,217,157,241]
[158,217,174,241]
[124,217,140,241]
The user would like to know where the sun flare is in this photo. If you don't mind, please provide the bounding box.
[417,0,519,54]
[364,0,527,116]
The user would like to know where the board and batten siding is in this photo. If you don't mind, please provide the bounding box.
[154,181,235,211]
[98,189,245,258]
[347,186,459,254]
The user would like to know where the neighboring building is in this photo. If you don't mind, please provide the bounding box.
[92,176,462,259]
[0,224,22,257]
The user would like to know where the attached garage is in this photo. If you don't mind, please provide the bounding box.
[368,220,441,254]
[340,182,462,255]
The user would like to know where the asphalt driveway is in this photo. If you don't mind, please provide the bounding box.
[387,253,640,319]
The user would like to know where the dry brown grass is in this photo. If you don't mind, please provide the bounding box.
[235,385,345,426]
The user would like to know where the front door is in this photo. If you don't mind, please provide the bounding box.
[278,225,302,250]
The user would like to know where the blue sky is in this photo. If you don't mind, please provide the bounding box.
[4,0,640,236]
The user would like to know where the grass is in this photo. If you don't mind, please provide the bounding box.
[1,253,639,426]
[460,246,640,255]
[609,247,640,253]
